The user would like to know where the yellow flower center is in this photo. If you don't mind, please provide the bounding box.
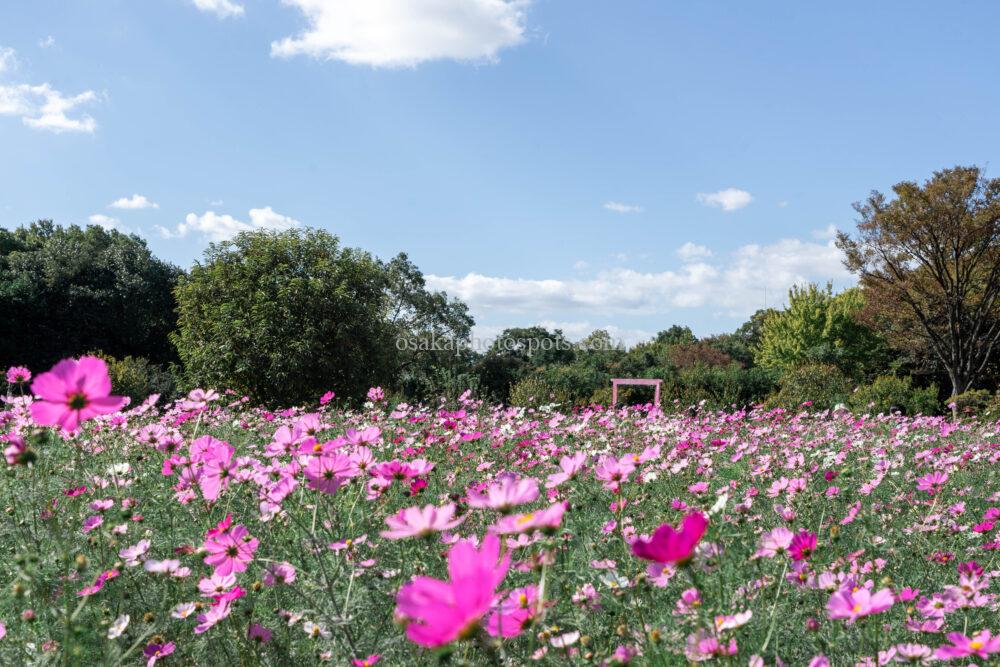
[852,604,862,613]
[970,641,984,650]
[516,513,535,524]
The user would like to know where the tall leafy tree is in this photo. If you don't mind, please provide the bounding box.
[0,221,180,371]
[384,252,476,398]
[837,166,1000,398]
[755,283,887,380]
[172,228,394,405]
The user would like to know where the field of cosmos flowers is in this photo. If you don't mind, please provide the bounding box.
[1,358,999,666]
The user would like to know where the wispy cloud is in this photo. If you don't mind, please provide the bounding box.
[676,242,712,261]
[696,188,753,212]
[0,83,98,133]
[109,194,159,210]
[603,201,644,214]
[88,213,120,230]
[428,237,850,319]
[157,206,300,242]
[191,0,244,19]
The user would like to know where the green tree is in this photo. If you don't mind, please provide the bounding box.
[474,327,575,401]
[0,221,181,371]
[172,228,394,405]
[755,284,887,380]
[384,253,476,400]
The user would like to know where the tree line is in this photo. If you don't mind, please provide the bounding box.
[3,165,999,413]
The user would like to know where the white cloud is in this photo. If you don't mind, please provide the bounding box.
[696,188,753,212]
[271,0,530,67]
[573,260,589,270]
[39,36,56,48]
[812,224,838,240]
[158,206,301,242]
[676,242,712,261]
[603,201,643,214]
[0,83,97,133]
[0,47,17,73]
[109,194,159,210]
[427,237,850,320]
[191,0,244,18]
[88,214,121,230]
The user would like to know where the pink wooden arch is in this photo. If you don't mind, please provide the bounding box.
[611,378,662,407]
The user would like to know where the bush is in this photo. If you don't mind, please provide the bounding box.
[108,355,179,405]
[509,376,572,408]
[848,375,939,415]
[770,363,851,411]
[663,365,778,411]
[950,389,992,416]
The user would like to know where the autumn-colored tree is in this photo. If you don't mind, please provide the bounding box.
[837,166,1000,400]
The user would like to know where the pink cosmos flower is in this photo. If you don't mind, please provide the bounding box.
[351,655,381,667]
[395,533,512,647]
[546,452,587,488]
[203,524,259,576]
[194,599,232,634]
[755,527,794,558]
[631,512,708,565]
[319,390,336,405]
[6,366,31,384]
[934,630,1000,660]
[77,569,119,597]
[381,503,465,540]
[3,435,27,466]
[827,587,894,623]
[485,585,540,638]
[248,623,272,644]
[789,530,818,561]
[594,455,635,491]
[490,502,566,535]
[304,453,359,494]
[263,562,297,586]
[916,471,948,495]
[143,641,175,667]
[467,475,540,512]
[30,356,126,432]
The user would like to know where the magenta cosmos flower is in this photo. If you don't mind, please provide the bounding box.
[935,631,1000,660]
[381,503,465,540]
[30,357,126,432]
[395,533,512,647]
[631,512,708,565]
[203,523,259,576]
[827,586,894,623]
[6,366,31,384]
[789,530,818,561]
[916,471,948,495]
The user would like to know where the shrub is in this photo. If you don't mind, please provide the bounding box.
[950,389,992,416]
[509,376,571,408]
[666,365,778,411]
[770,363,851,410]
[90,352,179,405]
[848,375,940,415]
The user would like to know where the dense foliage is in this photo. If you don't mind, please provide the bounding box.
[0,221,181,371]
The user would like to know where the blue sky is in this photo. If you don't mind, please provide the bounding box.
[3,1,999,346]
